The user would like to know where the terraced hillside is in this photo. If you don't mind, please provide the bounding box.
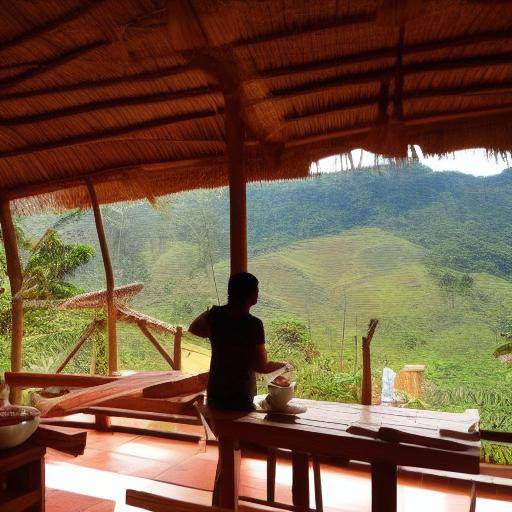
[126,227,512,396]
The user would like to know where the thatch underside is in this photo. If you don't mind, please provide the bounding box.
[1,0,512,213]
[59,283,144,309]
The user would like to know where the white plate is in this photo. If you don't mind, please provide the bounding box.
[256,398,307,415]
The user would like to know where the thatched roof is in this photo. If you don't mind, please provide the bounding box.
[59,282,143,309]
[1,1,512,214]
[116,304,178,335]
[59,283,178,334]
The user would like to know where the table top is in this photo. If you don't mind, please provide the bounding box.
[208,398,481,474]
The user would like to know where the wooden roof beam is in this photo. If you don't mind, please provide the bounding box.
[0,0,107,53]
[0,87,221,127]
[257,29,512,80]
[1,63,199,102]
[6,155,226,201]
[287,102,512,147]
[0,109,223,159]
[232,11,375,48]
[265,51,512,102]
[284,79,512,123]
[0,40,108,90]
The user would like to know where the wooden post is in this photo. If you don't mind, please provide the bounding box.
[225,92,247,275]
[86,180,118,375]
[174,326,182,370]
[0,197,24,403]
[361,319,379,406]
[56,319,101,373]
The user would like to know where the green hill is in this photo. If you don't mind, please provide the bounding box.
[126,227,512,396]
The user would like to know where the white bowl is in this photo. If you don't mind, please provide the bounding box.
[0,416,40,449]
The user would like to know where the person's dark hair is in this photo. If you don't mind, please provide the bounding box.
[228,272,259,305]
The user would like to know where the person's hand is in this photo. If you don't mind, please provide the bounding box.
[284,361,294,372]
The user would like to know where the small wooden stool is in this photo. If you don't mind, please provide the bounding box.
[0,443,46,511]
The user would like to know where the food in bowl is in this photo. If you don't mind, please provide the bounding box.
[267,381,296,411]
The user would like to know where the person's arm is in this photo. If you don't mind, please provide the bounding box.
[188,310,211,338]
[254,344,293,374]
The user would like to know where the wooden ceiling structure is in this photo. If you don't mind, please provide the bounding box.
[1,0,512,392]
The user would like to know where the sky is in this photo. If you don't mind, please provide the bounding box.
[316,148,511,177]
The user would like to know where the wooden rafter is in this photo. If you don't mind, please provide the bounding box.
[0,40,108,90]
[287,102,512,147]
[266,51,512,103]
[0,0,107,54]
[5,101,512,205]
[0,87,221,127]
[1,63,199,102]
[257,28,512,80]
[6,155,226,201]
[0,109,223,159]
[232,11,375,48]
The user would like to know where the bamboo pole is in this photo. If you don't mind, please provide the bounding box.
[0,197,24,403]
[174,326,182,371]
[225,92,247,274]
[138,322,175,369]
[86,180,118,375]
[56,319,102,373]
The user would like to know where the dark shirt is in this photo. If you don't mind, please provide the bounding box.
[206,305,265,411]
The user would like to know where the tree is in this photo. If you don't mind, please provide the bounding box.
[22,229,94,300]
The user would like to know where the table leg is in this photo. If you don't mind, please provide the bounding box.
[371,463,397,512]
[213,436,241,511]
[292,451,310,512]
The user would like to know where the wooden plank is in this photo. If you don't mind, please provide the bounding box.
[0,198,24,404]
[2,489,40,512]
[292,452,310,512]
[312,457,323,512]
[34,371,187,417]
[4,371,119,389]
[214,414,481,474]
[82,406,201,425]
[87,180,117,375]
[216,436,241,511]
[267,447,277,502]
[142,372,209,398]
[377,426,470,452]
[126,490,232,512]
[371,463,397,512]
[138,322,175,369]
[95,393,203,416]
[32,424,87,456]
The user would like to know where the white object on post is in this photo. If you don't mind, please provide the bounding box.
[380,367,396,404]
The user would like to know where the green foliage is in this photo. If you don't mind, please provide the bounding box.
[23,230,94,299]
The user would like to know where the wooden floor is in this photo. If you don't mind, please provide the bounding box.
[45,428,512,512]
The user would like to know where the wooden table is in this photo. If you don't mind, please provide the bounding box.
[207,399,481,512]
[0,425,87,511]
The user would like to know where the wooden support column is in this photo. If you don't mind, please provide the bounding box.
[0,197,24,403]
[225,92,247,275]
[86,180,118,375]
[173,326,182,370]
